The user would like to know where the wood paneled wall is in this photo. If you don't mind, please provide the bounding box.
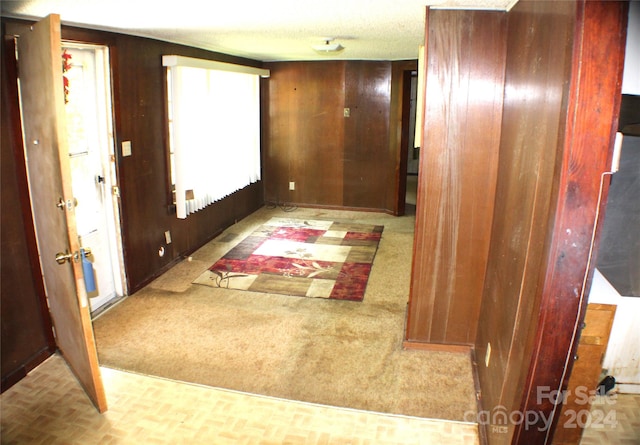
[474,2,578,442]
[471,1,627,444]
[264,61,346,207]
[264,60,405,213]
[404,2,625,443]
[405,9,507,345]
[1,29,56,391]
[2,18,265,293]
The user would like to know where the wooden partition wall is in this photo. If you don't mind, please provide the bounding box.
[405,9,507,345]
[404,1,627,444]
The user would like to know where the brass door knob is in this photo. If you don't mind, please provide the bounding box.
[55,251,74,264]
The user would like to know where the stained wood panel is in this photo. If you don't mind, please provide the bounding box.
[265,61,345,207]
[405,9,507,345]
[343,61,391,209]
[468,1,627,444]
[1,31,56,391]
[265,60,402,212]
[514,2,627,443]
[474,2,577,440]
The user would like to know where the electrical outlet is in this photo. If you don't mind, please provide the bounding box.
[289,181,295,191]
[164,230,172,244]
[485,342,492,367]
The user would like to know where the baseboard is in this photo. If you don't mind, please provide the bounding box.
[401,340,472,354]
[1,347,54,393]
[617,383,640,394]
[265,201,394,215]
[470,348,488,445]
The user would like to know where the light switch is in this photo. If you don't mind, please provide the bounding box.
[122,140,132,157]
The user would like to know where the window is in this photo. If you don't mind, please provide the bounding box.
[163,55,269,219]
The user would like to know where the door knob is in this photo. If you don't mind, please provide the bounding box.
[56,197,78,210]
[55,247,91,265]
[55,250,74,264]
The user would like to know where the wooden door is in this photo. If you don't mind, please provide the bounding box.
[553,304,617,444]
[16,14,107,412]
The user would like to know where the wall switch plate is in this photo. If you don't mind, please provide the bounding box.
[289,181,295,191]
[485,342,492,367]
[122,140,132,157]
[164,230,172,244]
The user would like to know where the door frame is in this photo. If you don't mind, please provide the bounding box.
[61,40,127,313]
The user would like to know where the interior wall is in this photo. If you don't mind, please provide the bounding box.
[1,28,56,391]
[264,61,346,208]
[474,2,577,442]
[473,1,627,444]
[264,60,406,213]
[405,8,507,345]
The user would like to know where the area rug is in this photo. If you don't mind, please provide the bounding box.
[194,217,383,301]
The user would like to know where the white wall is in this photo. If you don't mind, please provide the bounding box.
[588,269,640,393]
[622,0,640,95]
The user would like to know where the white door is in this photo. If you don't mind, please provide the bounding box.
[13,14,107,412]
[62,43,126,313]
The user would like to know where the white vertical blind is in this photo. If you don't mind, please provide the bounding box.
[164,56,268,219]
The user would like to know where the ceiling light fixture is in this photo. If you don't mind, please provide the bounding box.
[312,38,344,54]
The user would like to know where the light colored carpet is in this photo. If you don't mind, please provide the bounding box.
[93,206,477,421]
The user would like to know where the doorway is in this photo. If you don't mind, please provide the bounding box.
[399,69,419,215]
[62,42,126,314]
[405,70,419,210]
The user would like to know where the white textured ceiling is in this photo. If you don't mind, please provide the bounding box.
[1,0,517,61]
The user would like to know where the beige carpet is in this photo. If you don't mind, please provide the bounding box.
[93,206,477,422]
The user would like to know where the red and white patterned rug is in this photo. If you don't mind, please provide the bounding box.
[194,217,383,301]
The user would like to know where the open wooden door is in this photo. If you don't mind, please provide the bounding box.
[15,14,107,412]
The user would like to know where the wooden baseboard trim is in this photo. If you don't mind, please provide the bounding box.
[402,340,472,354]
[1,347,54,393]
[266,201,392,215]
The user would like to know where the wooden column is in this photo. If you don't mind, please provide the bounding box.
[514,1,627,443]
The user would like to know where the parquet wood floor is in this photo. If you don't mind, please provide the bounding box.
[1,355,479,444]
[580,392,640,445]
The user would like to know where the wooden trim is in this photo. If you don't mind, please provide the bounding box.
[268,202,392,215]
[470,348,488,445]
[402,340,472,354]
[389,60,418,216]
